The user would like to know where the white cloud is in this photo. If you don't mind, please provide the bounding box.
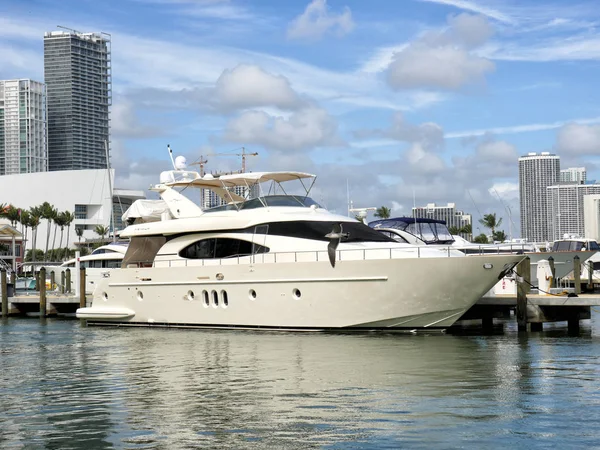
[417,0,515,24]
[489,182,519,202]
[111,101,165,138]
[223,107,344,151]
[476,140,518,164]
[287,0,354,41]
[447,116,600,138]
[212,65,305,112]
[355,112,444,151]
[556,123,600,155]
[386,14,495,90]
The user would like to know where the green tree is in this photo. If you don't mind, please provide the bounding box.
[55,212,67,260]
[5,205,20,228]
[28,206,42,263]
[75,226,84,243]
[94,224,109,241]
[493,230,508,243]
[474,233,489,244]
[374,206,391,219]
[448,226,460,235]
[40,202,57,261]
[478,213,503,238]
[63,211,74,258]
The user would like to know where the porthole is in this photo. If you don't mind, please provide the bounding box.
[202,290,209,307]
[293,288,301,299]
[212,290,219,308]
[102,292,108,302]
[187,290,195,301]
[249,289,257,300]
[137,291,144,301]
[221,290,228,308]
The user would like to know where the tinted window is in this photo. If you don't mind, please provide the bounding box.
[180,238,269,259]
[590,241,600,251]
[264,221,394,243]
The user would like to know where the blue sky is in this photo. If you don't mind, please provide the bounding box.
[3,0,600,236]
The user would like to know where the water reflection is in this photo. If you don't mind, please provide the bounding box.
[1,319,600,449]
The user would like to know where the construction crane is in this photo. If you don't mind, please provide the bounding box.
[189,155,209,177]
[209,147,258,173]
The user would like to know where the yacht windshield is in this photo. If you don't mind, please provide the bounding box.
[369,218,454,244]
[205,195,322,212]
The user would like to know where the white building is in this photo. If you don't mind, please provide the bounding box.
[560,167,586,184]
[412,203,472,230]
[548,183,600,241]
[518,152,560,242]
[584,194,600,241]
[202,183,259,209]
[0,169,144,256]
[0,79,47,174]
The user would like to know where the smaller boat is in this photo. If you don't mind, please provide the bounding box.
[61,243,128,293]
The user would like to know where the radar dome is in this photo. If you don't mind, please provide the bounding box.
[203,173,214,180]
[174,155,187,170]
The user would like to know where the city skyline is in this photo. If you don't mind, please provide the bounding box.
[2,0,600,237]
[44,29,111,171]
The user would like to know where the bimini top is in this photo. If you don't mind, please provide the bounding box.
[369,217,454,245]
[160,171,315,189]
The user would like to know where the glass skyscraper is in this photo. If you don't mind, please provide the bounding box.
[44,29,111,171]
[0,79,47,175]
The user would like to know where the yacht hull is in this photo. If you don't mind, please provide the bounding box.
[77,254,522,330]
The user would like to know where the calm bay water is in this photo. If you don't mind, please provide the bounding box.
[1,317,600,449]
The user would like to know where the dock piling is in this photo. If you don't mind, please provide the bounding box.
[50,271,55,292]
[79,267,86,308]
[574,255,581,294]
[548,256,556,288]
[66,268,71,294]
[517,259,528,331]
[1,269,7,318]
[589,260,594,290]
[60,271,65,294]
[39,267,46,317]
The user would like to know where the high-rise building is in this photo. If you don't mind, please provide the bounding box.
[412,203,472,231]
[548,183,600,240]
[560,167,586,184]
[584,194,600,241]
[0,79,47,175]
[44,29,111,171]
[202,184,259,209]
[518,152,560,242]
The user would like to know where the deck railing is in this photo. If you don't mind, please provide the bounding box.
[149,245,472,268]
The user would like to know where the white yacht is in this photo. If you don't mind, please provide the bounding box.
[369,218,596,284]
[77,166,523,331]
[61,243,128,294]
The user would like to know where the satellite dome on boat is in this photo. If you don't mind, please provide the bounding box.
[175,155,187,170]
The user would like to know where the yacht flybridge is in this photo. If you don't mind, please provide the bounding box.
[76,160,524,331]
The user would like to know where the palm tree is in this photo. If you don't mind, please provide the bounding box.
[94,224,109,242]
[374,206,391,219]
[5,205,20,228]
[63,211,74,259]
[55,213,66,260]
[28,206,42,263]
[478,213,503,239]
[473,233,489,244]
[448,226,461,235]
[493,230,507,243]
[20,210,30,260]
[354,215,365,224]
[40,202,57,261]
[75,226,84,244]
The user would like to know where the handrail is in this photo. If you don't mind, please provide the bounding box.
[150,245,469,268]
